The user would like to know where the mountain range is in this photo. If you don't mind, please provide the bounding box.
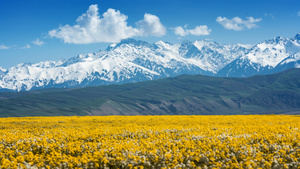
[0,33,300,92]
[0,68,300,117]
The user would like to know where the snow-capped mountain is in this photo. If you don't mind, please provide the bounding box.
[193,40,251,72]
[218,33,300,77]
[0,39,232,91]
[0,67,6,74]
[0,33,300,92]
[274,51,300,72]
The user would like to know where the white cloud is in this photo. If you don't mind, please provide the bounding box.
[49,5,166,44]
[32,39,44,46]
[189,25,211,36]
[216,16,262,31]
[0,45,10,50]
[298,11,300,16]
[20,44,31,49]
[174,25,211,36]
[174,26,187,36]
[137,13,166,37]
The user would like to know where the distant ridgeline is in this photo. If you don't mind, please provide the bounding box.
[0,68,300,117]
[0,33,299,92]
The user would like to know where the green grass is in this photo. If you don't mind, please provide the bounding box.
[0,69,300,117]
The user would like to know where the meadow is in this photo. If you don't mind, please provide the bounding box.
[0,115,299,169]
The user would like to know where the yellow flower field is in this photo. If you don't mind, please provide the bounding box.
[0,115,299,169]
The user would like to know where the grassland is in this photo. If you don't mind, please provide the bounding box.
[0,115,299,168]
[1,69,300,117]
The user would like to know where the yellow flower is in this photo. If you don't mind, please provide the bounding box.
[0,115,299,168]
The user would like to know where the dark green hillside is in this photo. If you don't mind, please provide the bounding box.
[0,69,300,117]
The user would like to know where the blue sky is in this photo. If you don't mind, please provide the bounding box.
[0,0,299,69]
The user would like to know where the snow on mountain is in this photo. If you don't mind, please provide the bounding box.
[273,52,300,72]
[0,67,7,78]
[0,67,6,73]
[246,37,290,67]
[218,33,300,77]
[0,33,300,91]
[293,32,300,41]
[0,39,212,91]
[193,40,250,72]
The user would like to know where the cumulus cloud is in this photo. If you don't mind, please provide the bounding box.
[174,25,211,36]
[189,26,211,36]
[216,16,262,31]
[49,5,166,44]
[32,39,44,46]
[174,26,187,36]
[0,45,10,50]
[137,13,166,37]
[20,44,31,49]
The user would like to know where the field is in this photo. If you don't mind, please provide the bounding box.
[0,115,299,169]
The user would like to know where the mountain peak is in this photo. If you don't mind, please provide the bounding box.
[180,39,193,45]
[154,40,174,50]
[155,40,172,46]
[260,36,288,45]
[119,39,150,46]
[15,63,32,68]
[274,36,286,41]
[235,43,253,49]
[0,67,6,74]
[106,39,152,50]
[193,40,220,50]
[294,32,300,40]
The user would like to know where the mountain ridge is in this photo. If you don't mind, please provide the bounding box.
[0,68,300,117]
[0,33,300,91]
